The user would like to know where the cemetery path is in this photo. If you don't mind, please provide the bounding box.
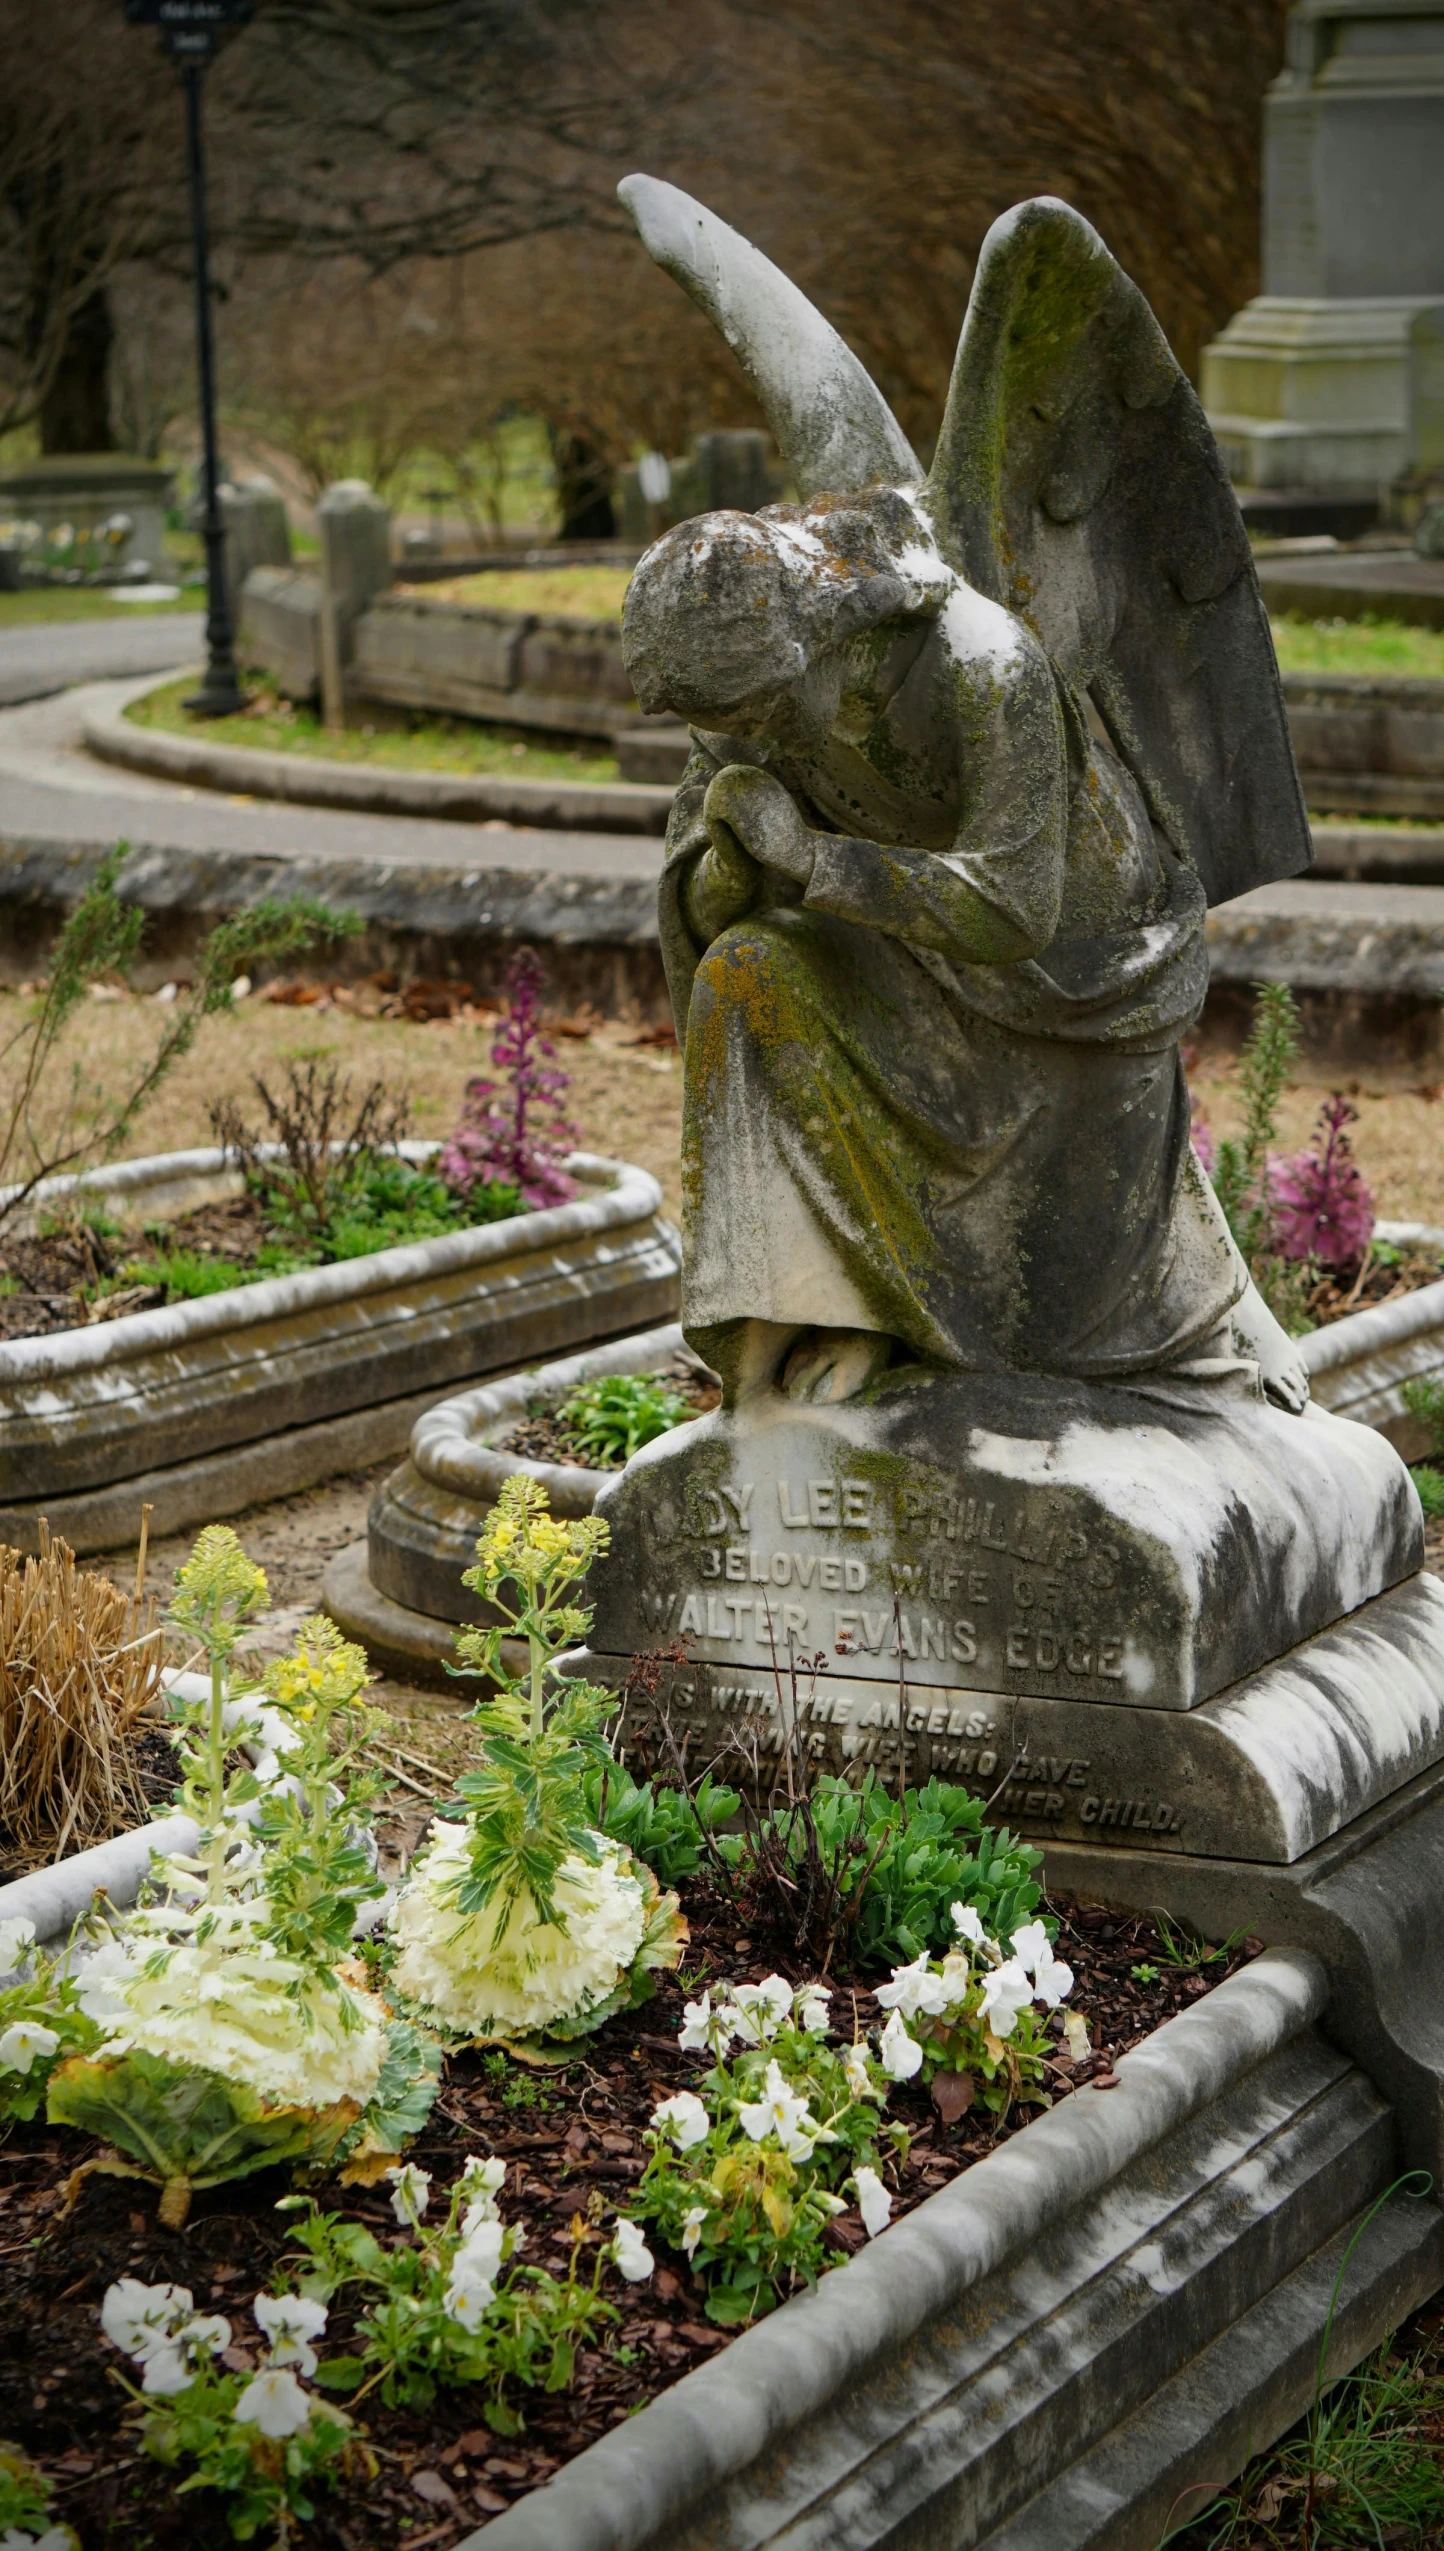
[0,677,666,878]
[0,609,206,706]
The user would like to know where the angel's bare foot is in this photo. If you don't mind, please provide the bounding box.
[781,1326,891,1405]
[1232,1279,1311,1414]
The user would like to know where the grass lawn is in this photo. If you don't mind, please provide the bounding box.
[125,673,622,785]
[404,564,632,619]
[0,582,204,626]
[1270,612,1444,679]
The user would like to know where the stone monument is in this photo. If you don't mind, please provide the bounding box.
[571,179,1444,2076]
[1202,0,1444,510]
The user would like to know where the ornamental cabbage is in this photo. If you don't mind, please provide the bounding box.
[390,1822,653,2038]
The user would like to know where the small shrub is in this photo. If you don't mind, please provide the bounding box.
[558,1372,696,1466]
[1403,1374,1444,1453]
[211,1058,412,1254]
[584,1760,741,1887]
[1210,982,1301,1267]
[440,946,577,1211]
[1411,1464,1444,1521]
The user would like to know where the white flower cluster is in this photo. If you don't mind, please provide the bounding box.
[102,2276,330,2438]
[676,1972,831,2059]
[389,1821,648,2036]
[76,1906,389,2112]
[868,1907,1075,2081]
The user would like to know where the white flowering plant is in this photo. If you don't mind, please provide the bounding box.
[390,1477,685,2043]
[627,1975,902,2325]
[43,1534,432,2222]
[870,1907,1076,2121]
[0,1918,100,2131]
[99,2275,365,2545]
[276,2153,624,2434]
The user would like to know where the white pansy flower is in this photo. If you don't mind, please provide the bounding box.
[443,2260,497,2332]
[1009,1921,1050,1972]
[731,1975,793,2043]
[386,2162,432,2227]
[101,2278,193,2360]
[0,1915,35,1975]
[180,2313,232,2358]
[795,1984,832,2036]
[1029,1942,1074,2008]
[679,2204,709,2260]
[1063,2009,1093,2062]
[737,2058,821,2161]
[951,1903,987,1948]
[6,2530,74,2551]
[650,2091,709,2150]
[456,2217,506,2286]
[843,2039,874,2098]
[979,1958,1034,2040]
[874,1954,952,2021]
[853,2165,893,2237]
[234,2365,313,2439]
[458,2154,506,2207]
[0,2020,59,2076]
[877,2009,923,2081]
[611,2218,654,2283]
[138,2343,193,2397]
[678,1989,731,2056]
[389,1823,647,2037]
[254,2293,327,2377]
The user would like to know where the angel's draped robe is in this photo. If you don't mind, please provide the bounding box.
[660,622,1242,1382]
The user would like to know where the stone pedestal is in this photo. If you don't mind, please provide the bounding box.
[316,477,392,727]
[1201,1,1444,501]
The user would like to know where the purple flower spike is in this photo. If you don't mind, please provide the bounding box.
[439,947,577,1210]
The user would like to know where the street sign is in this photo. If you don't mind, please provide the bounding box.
[125,1,252,57]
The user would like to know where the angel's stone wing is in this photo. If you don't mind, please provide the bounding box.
[926,198,1311,907]
[618,175,921,503]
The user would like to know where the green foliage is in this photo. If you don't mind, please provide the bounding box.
[1209,980,1301,1284]
[631,1989,895,2325]
[1403,1374,1444,1454]
[0,854,358,1240]
[122,1246,260,1301]
[346,2021,444,2160]
[557,1372,696,1467]
[0,2438,76,2546]
[448,1475,617,1934]
[131,2365,360,2543]
[0,1942,101,2130]
[282,2181,616,2432]
[583,1760,740,1888]
[726,1773,1043,1972]
[252,1617,386,1965]
[46,2048,356,2206]
[1412,1463,1444,1521]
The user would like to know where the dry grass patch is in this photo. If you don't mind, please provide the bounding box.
[0,1524,165,1862]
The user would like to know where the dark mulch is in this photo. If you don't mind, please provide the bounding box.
[1,1888,1256,2548]
[0,1196,268,1344]
[503,1365,721,1470]
[1307,1244,1444,1328]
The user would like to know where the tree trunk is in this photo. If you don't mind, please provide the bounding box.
[40,288,116,453]
[550,428,615,541]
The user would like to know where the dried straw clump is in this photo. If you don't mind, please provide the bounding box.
[0,1522,165,1861]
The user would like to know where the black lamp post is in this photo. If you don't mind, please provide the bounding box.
[125,0,253,716]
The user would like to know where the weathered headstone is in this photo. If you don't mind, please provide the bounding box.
[1202,0,1444,504]
[316,477,392,729]
[220,473,290,597]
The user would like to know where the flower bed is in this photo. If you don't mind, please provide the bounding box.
[0,1894,1256,2550]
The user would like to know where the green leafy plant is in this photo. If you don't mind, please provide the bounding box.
[629,1976,898,2325]
[1149,1911,1247,1973]
[1403,1373,1444,1451]
[1210,983,1301,1265]
[558,1372,696,1467]
[100,2274,364,2545]
[1412,1464,1444,1521]
[583,1758,741,1888]
[0,1918,101,2131]
[0,2436,78,2547]
[387,1475,686,2043]
[0,850,357,1240]
[281,2158,621,2433]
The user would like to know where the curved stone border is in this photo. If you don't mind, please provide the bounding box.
[0,1147,681,1535]
[410,1320,689,1517]
[83,675,675,837]
[462,1948,1444,2551]
[1303,1228,1444,1450]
